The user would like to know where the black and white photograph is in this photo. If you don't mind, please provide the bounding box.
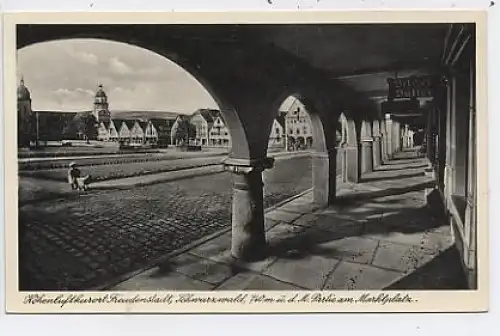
[4,11,488,312]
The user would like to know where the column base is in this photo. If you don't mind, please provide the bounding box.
[361,140,373,174]
[345,146,360,183]
[373,137,382,168]
[312,151,337,206]
[225,157,274,262]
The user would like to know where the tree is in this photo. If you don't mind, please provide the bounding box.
[62,119,78,139]
[73,112,98,143]
[174,119,197,145]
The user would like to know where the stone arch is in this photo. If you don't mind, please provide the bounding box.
[18,37,252,160]
[269,91,335,153]
[268,91,340,205]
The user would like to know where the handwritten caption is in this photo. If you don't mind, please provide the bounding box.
[23,293,417,308]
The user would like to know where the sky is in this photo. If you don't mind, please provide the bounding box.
[17,38,219,114]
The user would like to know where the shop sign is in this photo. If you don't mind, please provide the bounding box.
[387,75,435,99]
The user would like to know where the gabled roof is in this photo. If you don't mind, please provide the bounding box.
[275,114,286,129]
[122,120,136,130]
[101,121,111,129]
[112,119,130,131]
[137,121,148,131]
[194,109,220,124]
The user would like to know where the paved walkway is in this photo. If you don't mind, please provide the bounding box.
[111,149,466,291]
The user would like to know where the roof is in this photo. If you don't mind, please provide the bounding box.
[149,118,174,127]
[275,114,286,128]
[194,109,220,123]
[137,121,148,130]
[95,84,107,98]
[34,110,78,121]
[111,119,129,130]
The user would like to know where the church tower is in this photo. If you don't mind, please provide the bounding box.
[93,84,111,123]
[17,77,33,147]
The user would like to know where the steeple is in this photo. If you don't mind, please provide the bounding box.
[17,75,31,101]
[93,83,110,123]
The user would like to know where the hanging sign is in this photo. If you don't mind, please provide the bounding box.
[387,75,435,99]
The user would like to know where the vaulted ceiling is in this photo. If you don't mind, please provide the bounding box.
[18,23,449,78]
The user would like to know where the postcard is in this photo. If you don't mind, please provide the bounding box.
[3,10,489,313]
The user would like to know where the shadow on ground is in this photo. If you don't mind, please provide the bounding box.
[385,247,469,290]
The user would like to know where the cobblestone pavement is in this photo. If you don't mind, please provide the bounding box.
[18,156,313,290]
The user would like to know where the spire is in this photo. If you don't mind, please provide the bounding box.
[20,75,24,86]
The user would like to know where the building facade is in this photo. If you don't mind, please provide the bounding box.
[209,114,231,147]
[284,100,314,151]
[268,114,286,149]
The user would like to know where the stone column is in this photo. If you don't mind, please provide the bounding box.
[372,120,382,168]
[402,125,409,148]
[393,121,401,153]
[385,117,393,158]
[444,76,455,201]
[224,156,274,261]
[380,120,388,162]
[426,110,434,161]
[345,143,360,183]
[312,149,337,205]
[360,120,373,174]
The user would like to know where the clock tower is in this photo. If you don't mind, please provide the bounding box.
[93,84,111,123]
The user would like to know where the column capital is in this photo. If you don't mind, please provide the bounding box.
[223,156,275,174]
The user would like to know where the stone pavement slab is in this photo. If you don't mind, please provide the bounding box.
[323,261,403,290]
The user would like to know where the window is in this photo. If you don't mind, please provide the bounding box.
[296,129,300,135]
[275,128,280,134]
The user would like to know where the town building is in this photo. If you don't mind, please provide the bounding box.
[284,99,314,151]
[97,120,119,142]
[268,112,286,149]
[209,114,231,147]
[170,115,191,146]
[149,118,176,147]
[191,109,220,146]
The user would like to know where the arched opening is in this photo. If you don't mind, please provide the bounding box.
[262,95,317,208]
[17,37,252,158]
[17,38,261,290]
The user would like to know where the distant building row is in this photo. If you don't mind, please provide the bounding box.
[17,80,315,150]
